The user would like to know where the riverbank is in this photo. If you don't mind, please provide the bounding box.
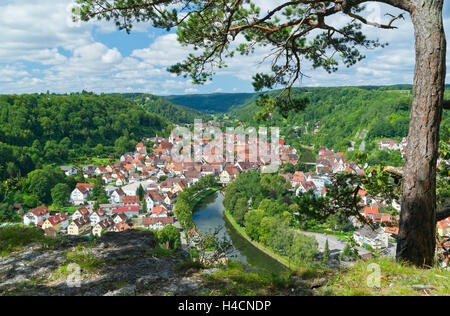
[223,209,300,271]
[191,186,223,209]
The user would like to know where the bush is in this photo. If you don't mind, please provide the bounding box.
[0,226,57,256]
[176,260,204,274]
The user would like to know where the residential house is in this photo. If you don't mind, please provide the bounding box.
[116,176,127,186]
[123,196,140,207]
[379,139,399,151]
[164,192,177,206]
[363,206,379,220]
[42,214,69,232]
[220,166,239,185]
[89,209,107,226]
[296,181,318,196]
[99,204,123,215]
[385,226,399,237]
[67,216,91,236]
[110,188,125,203]
[95,166,107,175]
[142,217,174,230]
[104,186,118,197]
[136,143,147,155]
[151,206,169,218]
[92,218,115,237]
[113,222,131,232]
[60,166,78,176]
[112,205,140,218]
[113,213,128,225]
[102,173,113,184]
[70,183,94,205]
[437,217,450,237]
[72,207,91,221]
[23,206,50,226]
[145,190,164,211]
[353,226,389,250]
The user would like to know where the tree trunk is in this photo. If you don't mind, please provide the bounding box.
[396,0,446,267]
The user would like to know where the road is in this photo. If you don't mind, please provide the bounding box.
[296,230,371,257]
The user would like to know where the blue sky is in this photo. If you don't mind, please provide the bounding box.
[0,0,449,95]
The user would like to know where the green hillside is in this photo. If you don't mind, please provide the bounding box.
[164,92,255,113]
[0,92,169,181]
[228,86,450,157]
[122,93,211,124]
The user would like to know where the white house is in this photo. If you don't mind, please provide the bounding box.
[60,166,78,176]
[72,208,91,221]
[92,218,114,237]
[142,217,174,230]
[70,184,94,205]
[145,190,164,211]
[89,210,107,227]
[113,213,128,224]
[110,188,125,203]
[353,226,389,250]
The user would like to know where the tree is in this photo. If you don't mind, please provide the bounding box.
[24,167,65,204]
[0,203,20,222]
[137,184,145,201]
[158,224,181,249]
[114,136,135,154]
[91,175,108,204]
[51,183,71,208]
[76,0,448,267]
[324,239,330,262]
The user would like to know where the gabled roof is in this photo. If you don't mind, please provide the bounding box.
[123,196,140,204]
[72,215,91,228]
[28,205,49,217]
[47,214,68,226]
[96,218,114,229]
[112,205,139,214]
[142,217,174,226]
[114,213,128,221]
[115,222,131,231]
[152,206,168,215]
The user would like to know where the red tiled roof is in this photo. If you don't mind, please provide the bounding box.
[29,205,49,217]
[112,205,139,214]
[123,196,140,204]
[152,206,168,215]
[142,217,174,226]
[364,206,379,216]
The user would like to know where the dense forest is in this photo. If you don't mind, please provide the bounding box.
[0,92,168,181]
[122,93,211,124]
[162,86,448,156]
[164,92,254,113]
[226,86,450,166]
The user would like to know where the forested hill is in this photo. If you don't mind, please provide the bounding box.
[122,93,211,124]
[0,93,168,181]
[227,85,450,154]
[163,92,255,113]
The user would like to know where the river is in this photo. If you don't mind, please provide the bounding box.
[192,191,287,274]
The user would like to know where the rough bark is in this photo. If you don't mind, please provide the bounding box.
[396,0,446,267]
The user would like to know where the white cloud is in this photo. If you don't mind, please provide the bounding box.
[0,0,448,94]
[131,33,193,67]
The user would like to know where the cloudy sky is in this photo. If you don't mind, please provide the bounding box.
[0,0,449,95]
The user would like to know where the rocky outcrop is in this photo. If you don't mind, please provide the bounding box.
[0,230,206,296]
